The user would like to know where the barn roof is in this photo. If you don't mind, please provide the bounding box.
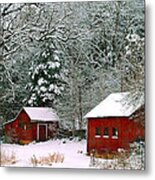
[85,92,144,118]
[23,107,59,122]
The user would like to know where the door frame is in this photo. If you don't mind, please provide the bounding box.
[37,123,48,141]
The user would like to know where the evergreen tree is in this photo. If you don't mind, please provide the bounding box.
[27,39,64,107]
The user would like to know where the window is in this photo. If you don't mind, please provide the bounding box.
[18,121,23,128]
[95,127,101,138]
[24,124,27,130]
[112,128,118,139]
[24,124,31,130]
[103,127,109,138]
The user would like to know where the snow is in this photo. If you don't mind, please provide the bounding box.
[49,84,61,95]
[55,62,60,68]
[48,62,59,69]
[1,139,91,168]
[54,54,60,61]
[40,86,47,92]
[1,140,144,169]
[42,51,47,58]
[54,86,61,95]
[54,74,60,78]
[85,92,143,118]
[126,34,140,42]
[23,107,59,122]
[49,84,54,91]
[28,99,33,105]
[38,64,45,69]
[38,78,47,86]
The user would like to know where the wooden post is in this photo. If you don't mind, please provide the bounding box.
[37,123,39,141]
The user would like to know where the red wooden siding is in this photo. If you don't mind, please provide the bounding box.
[87,117,144,154]
[5,109,59,144]
[5,119,19,143]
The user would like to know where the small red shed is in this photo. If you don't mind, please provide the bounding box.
[4,107,59,144]
[85,92,145,155]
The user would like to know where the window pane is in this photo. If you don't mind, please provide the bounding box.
[24,124,27,130]
[103,127,109,136]
[112,128,118,138]
[103,127,109,138]
[95,127,101,136]
[18,121,23,128]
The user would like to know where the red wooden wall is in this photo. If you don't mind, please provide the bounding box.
[87,117,144,154]
[5,109,58,144]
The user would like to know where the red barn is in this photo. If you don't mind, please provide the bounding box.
[85,92,145,155]
[4,107,59,144]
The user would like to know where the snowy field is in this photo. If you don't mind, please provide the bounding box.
[1,139,91,168]
[0,139,144,170]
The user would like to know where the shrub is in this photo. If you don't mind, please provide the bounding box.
[0,150,17,166]
[30,152,64,166]
[89,142,145,170]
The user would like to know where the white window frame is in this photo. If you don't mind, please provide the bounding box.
[103,127,109,139]
[112,128,118,139]
[95,127,101,138]
[103,135,109,139]
[24,124,27,130]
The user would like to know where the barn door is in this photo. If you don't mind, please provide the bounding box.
[38,124,47,141]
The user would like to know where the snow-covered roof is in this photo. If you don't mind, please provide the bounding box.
[85,92,144,118]
[24,107,59,122]
[3,107,59,125]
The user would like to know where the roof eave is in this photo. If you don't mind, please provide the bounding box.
[85,114,131,119]
[30,119,59,122]
[3,118,16,126]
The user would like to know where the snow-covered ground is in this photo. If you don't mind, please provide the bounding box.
[1,139,91,168]
[0,139,144,170]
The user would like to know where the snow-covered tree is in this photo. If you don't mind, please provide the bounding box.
[0,3,71,120]
[27,39,64,107]
[122,32,144,104]
[0,1,144,134]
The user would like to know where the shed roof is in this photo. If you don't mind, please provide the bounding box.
[85,92,144,118]
[4,107,59,125]
[23,107,59,122]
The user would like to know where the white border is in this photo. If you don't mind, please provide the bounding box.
[1,0,155,179]
[0,0,110,3]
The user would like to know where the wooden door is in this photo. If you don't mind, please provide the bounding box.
[39,124,47,141]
